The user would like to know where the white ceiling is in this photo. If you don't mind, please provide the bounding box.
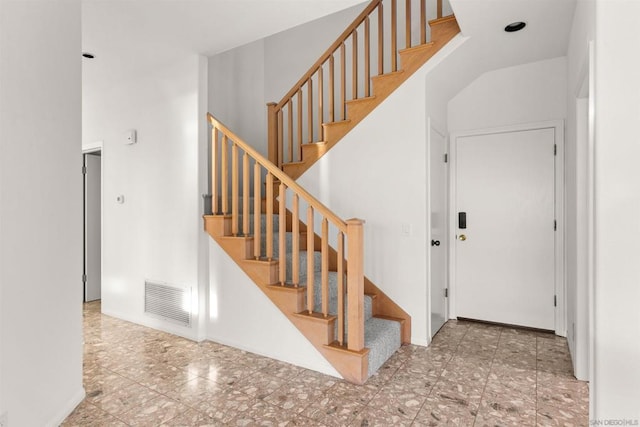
[82,0,367,60]
[451,0,577,69]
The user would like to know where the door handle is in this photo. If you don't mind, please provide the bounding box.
[431,240,440,247]
[458,234,467,241]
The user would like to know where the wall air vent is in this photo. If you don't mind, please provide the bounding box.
[144,281,192,327]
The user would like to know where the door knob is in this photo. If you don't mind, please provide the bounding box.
[458,234,467,241]
[431,240,440,247]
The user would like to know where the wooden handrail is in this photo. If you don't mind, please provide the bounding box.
[207,113,347,233]
[274,0,383,111]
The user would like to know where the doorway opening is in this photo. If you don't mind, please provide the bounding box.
[83,150,102,302]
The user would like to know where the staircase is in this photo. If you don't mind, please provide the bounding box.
[267,0,460,179]
[204,115,410,384]
[204,0,460,383]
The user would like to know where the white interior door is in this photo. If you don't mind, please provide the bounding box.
[455,128,556,330]
[84,153,101,302]
[429,122,448,337]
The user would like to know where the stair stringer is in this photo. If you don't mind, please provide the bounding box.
[204,216,370,384]
[282,15,461,180]
[296,33,470,346]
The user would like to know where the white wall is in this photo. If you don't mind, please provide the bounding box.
[448,57,567,132]
[83,54,208,341]
[209,39,267,155]
[565,0,595,382]
[296,36,468,346]
[592,0,640,419]
[0,1,84,425]
[207,242,340,377]
[208,4,362,156]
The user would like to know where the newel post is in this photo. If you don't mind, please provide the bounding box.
[346,218,365,351]
[267,102,278,166]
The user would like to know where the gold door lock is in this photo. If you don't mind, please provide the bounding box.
[458,234,467,241]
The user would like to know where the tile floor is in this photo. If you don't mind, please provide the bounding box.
[63,301,589,426]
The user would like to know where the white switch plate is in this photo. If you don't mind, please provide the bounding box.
[401,223,412,236]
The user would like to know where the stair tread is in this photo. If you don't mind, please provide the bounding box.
[429,13,456,25]
[322,119,351,127]
[345,96,377,105]
[371,70,405,80]
[301,141,328,148]
[399,41,435,55]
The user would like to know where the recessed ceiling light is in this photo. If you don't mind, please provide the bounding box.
[504,22,526,32]
[82,53,95,59]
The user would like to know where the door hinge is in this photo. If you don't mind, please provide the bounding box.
[82,165,87,175]
[444,153,448,163]
[554,295,557,307]
[444,288,449,298]
[554,144,557,156]
[554,220,557,231]
[82,274,87,283]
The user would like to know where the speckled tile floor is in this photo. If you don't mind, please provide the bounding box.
[62,301,589,426]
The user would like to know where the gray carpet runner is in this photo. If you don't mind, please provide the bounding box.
[243,214,401,378]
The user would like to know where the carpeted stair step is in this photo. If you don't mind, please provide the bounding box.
[364,317,402,376]
[257,215,401,380]
[238,214,280,235]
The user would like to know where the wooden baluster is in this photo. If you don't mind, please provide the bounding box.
[378,2,384,75]
[231,143,239,236]
[346,218,365,351]
[221,135,229,214]
[364,17,371,97]
[340,43,346,120]
[318,66,324,140]
[242,152,249,236]
[211,127,218,214]
[307,206,315,313]
[420,0,426,44]
[277,109,283,165]
[437,0,443,19]
[406,0,412,48]
[307,79,313,143]
[288,101,293,164]
[321,218,329,317]
[329,54,335,122]
[391,0,397,71]
[292,195,300,287]
[253,162,261,259]
[337,231,345,345]
[266,173,274,260]
[352,29,358,100]
[279,183,286,285]
[297,89,303,160]
[267,102,278,167]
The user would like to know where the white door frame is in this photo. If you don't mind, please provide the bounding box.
[426,116,448,343]
[449,120,565,336]
[83,142,103,302]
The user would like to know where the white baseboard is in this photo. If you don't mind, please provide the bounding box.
[411,336,430,347]
[206,334,341,379]
[48,387,85,427]
[102,308,199,342]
